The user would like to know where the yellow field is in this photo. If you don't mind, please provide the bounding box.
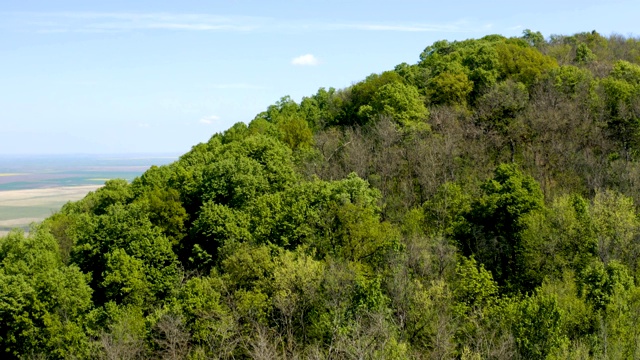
[0,173,27,177]
[0,185,101,236]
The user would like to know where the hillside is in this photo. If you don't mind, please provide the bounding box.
[2,30,640,359]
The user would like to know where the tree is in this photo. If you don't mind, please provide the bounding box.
[600,61,640,157]
[577,260,632,311]
[366,82,429,131]
[271,250,324,349]
[0,230,93,358]
[339,71,404,126]
[427,66,474,106]
[522,29,545,48]
[170,276,236,357]
[457,164,544,291]
[496,40,558,87]
[511,292,566,359]
[549,65,593,97]
[475,80,529,133]
[590,190,640,268]
[70,203,180,308]
[575,43,597,64]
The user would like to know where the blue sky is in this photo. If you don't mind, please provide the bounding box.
[1,0,639,154]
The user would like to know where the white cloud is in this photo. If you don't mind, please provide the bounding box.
[325,19,490,33]
[199,115,220,125]
[7,12,492,34]
[208,83,266,90]
[334,24,457,32]
[10,12,264,33]
[291,54,319,66]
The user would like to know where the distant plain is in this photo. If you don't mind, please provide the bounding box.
[0,155,177,234]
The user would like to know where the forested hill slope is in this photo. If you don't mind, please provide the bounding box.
[3,30,640,359]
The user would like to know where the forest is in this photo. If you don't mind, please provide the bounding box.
[3,30,640,359]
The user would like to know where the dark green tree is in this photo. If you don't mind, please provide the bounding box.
[457,164,544,291]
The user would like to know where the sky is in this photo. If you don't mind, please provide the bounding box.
[1,0,639,155]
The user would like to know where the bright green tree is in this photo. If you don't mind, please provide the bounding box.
[366,81,429,130]
[0,230,93,358]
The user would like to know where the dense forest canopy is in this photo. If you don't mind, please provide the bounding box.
[3,30,640,359]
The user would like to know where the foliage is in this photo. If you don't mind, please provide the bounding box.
[0,230,93,358]
[457,163,544,291]
[511,291,566,359]
[4,31,640,358]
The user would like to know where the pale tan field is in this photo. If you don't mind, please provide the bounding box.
[0,185,100,236]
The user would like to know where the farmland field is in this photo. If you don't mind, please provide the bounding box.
[0,154,178,234]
